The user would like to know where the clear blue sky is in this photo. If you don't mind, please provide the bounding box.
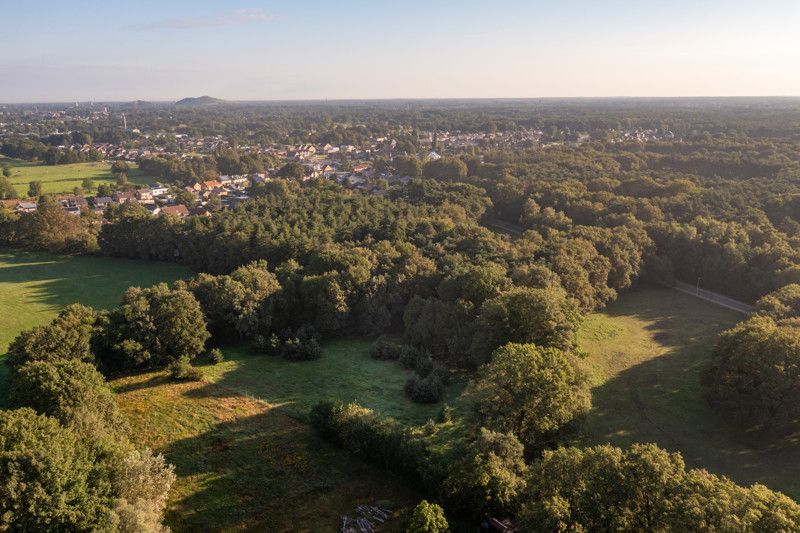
[2,0,799,102]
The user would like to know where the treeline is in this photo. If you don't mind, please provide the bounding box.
[406,139,800,302]
[1,134,103,165]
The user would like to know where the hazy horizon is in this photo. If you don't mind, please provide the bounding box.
[3,0,799,103]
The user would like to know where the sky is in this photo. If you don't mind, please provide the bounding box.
[1,0,799,102]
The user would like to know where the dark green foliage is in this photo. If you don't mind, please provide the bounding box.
[470,286,582,364]
[703,316,800,430]
[369,336,403,360]
[0,408,114,531]
[442,428,528,519]
[520,444,800,532]
[755,284,800,320]
[6,304,99,368]
[470,343,591,448]
[404,372,445,403]
[10,360,125,437]
[101,283,210,370]
[168,356,203,381]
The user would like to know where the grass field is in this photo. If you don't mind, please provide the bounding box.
[0,250,189,406]
[1,157,151,196]
[201,340,469,425]
[577,287,800,499]
[112,370,418,531]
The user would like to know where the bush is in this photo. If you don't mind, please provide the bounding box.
[369,336,403,360]
[284,336,322,361]
[405,372,445,403]
[254,333,281,355]
[168,356,203,381]
[209,348,224,365]
[406,500,449,533]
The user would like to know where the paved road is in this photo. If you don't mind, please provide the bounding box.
[673,280,753,314]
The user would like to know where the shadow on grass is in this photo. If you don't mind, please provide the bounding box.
[582,288,800,499]
[0,250,189,313]
[158,382,417,531]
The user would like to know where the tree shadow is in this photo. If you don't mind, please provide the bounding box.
[582,288,800,499]
[158,381,416,531]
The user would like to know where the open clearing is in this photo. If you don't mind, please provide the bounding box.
[112,370,417,531]
[1,157,151,195]
[577,287,800,499]
[202,340,469,425]
[0,250,189,406]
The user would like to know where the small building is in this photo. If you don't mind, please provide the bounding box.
[161,204,189,218]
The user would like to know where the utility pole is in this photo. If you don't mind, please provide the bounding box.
[696,277,701,296]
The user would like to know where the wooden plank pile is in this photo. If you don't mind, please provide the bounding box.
[340,505,391,533]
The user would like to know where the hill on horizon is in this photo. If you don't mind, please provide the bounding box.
[174,96,226,106]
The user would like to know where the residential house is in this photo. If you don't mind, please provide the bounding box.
[161,204,189,218]
[15,201,38,213]
[115,190,137,204]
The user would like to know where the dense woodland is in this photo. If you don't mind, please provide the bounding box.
[3,100,800,531]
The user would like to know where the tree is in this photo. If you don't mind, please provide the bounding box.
[422,157,468,181]
[102,284,210,369]
[755,284,800,320]
[1,163,11,177]
[10,359,126,438]
[394,155,422,178]
[520,443,800,532]
[6,304,99,368]
[470,286,582,363]
[27,180,42,198]
[702,316,800,430]
[276,161,306,180]
[470,343,590,447]
[0,408,114,530]
[443,428,527,518]
[0,176,17,199]
[111,161,130,175]
[407,500,449,533]
[81,177,94,190]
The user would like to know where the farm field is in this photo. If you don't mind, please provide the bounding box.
[112,370,418,531]
[577,287,800,499]
[202,339,469,425]
[0,157,151,195]
[0,250,189,405]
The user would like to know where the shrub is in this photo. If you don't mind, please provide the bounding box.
[406,500,449,533]
[168,356,203,381]
[405,372,445,403]
[254,333,281,355]
[209,348,224,365]
[284,336,322,361]
[369,336,403,360]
